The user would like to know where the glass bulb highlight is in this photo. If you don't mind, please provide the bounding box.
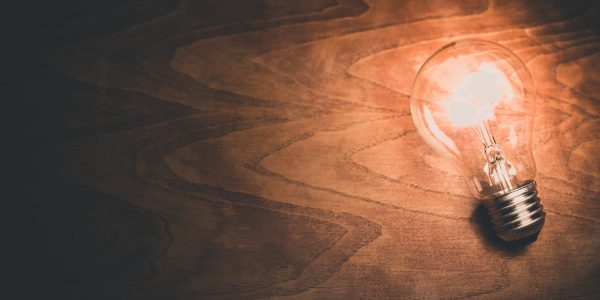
[410,39,545,241]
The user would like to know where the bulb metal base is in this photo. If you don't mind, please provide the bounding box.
[482,180,545,242]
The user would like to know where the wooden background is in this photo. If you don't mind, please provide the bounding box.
[16,0,600,299]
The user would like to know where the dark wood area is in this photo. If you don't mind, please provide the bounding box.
[14,0,600,299]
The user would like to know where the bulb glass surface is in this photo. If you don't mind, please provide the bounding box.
[411,39,537,199]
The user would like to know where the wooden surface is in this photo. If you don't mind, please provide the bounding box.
[17,0,600,299]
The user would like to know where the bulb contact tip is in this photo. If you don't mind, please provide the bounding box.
[482,180,545,242]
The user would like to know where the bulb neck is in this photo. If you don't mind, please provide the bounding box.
[482,180,545,242]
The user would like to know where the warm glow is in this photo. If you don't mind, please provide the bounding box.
[508,126,517,146]
[446,63,513,127]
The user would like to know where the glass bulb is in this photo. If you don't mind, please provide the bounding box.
[410,39,545,241]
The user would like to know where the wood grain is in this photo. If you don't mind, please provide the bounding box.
[18,0,600,299]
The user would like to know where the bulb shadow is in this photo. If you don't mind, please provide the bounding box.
[470,203,539,256]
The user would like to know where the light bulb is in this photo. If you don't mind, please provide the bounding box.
[410,39,545,241]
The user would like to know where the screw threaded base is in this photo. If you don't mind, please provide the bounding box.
[482,180,545,242]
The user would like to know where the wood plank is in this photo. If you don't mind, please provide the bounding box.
[17,0,600,298]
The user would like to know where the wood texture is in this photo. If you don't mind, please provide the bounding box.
[18,0,600,299]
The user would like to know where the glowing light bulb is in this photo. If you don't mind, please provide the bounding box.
[410,39,545,241]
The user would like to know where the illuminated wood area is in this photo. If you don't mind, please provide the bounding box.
[20,0,600,298]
